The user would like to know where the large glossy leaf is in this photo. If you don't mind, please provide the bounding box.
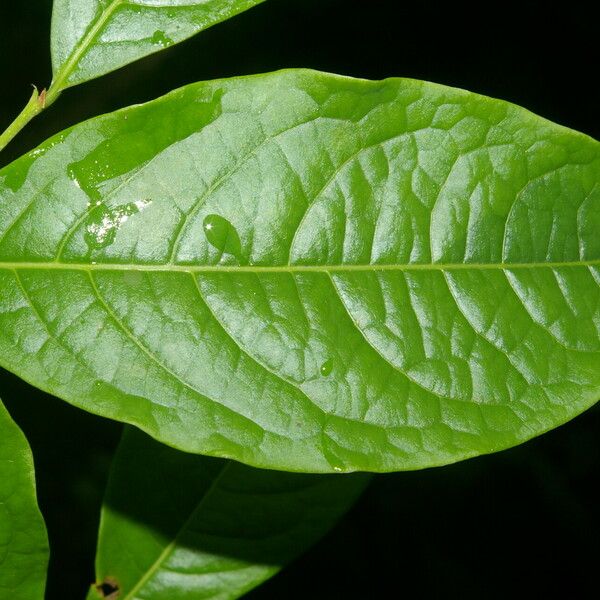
[89,426,368,599]
[51,0,265,88]
[0,70,598,473]
[0,398,49,599]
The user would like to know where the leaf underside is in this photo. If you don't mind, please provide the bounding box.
[91,426,368,599]
[0,70,598,473]
[51,0,266,87]
[0,399,48,600]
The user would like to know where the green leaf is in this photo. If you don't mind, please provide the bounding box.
[50,0,265,88]
[0,399,49,599]
[0,70,598,473]
[89,426,368,599]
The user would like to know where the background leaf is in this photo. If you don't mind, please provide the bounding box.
[0,70,598,473]
[89,426,368,599]
[0,398,49,600]
[50,0,265,88]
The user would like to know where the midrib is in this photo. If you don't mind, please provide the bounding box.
[0,259,598,273]
[121,462,233,599]
[50,0,123,93]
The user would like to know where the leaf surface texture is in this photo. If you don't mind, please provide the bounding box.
[0,70,598,472]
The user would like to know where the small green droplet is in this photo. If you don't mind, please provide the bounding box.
[203,214,242,259]
[151,30,174,48]
[84,206,116,249]
[320,359,333,377]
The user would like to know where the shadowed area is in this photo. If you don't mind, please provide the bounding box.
[3,368,599,599]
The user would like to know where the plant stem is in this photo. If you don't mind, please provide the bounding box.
[0,76,66,155]
[0,87,48,153]
[0,1,121,155]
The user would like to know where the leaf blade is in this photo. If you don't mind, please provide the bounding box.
[50,0,266,88]
[0,399,49,600]
[0,70,598,472]
[91,427,369,599]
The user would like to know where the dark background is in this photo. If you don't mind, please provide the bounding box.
[1,1,598,598]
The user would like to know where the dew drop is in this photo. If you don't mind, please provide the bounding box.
[1,171,26,194]
[333,466,343,473]
[2,148,43,193]
[151,30,174,48]
[84,199,151,250]
[67,165,82,189]
[203,214,242,259]
[320,358,333,377]
[84,207,117,249]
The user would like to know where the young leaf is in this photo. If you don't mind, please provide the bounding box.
[89,426,369,599]
[0,70,598,473]
[51,0,266,89]
[0,399,49,600]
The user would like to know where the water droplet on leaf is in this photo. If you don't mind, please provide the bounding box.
[67,165,82,189]
[320,358,333,377]
[203,214,242,259]
[84,200,151,250]
[151,30,174,48]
